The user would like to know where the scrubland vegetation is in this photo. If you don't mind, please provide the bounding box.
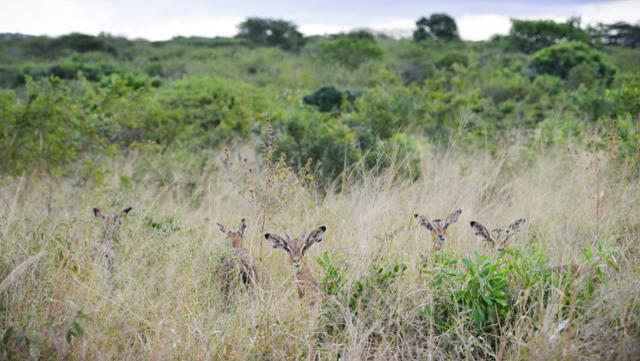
[1,15,639,360]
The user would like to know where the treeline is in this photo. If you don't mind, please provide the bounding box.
[1,16,639,183]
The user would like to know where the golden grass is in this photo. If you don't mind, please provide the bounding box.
[0,144,638,360]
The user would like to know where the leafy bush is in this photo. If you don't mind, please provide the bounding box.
[51,33,116,54]
[434,51,469,69]
[303,86,357,113]
[271,111,361,182]
[0,77,100,176]
[531,41,617,85]
[507,19,590,53]
[318,36,383,69]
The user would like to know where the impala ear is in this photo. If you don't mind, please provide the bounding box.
[444,209,461,228]
[506,218,526,234]
[470,221,493,242]
[217,223,226,234]
[414,213,434,231]
[93,208,108,221]
[303,226,326,253]
[238,218,247,236]
[265,233,290,253]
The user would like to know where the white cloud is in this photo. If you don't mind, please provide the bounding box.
[0,0,112,36]
[299,23,352,36]
[457,14,512,41]
[577,0,640,25]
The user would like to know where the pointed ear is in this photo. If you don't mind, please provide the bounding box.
[217,223,227,234]
[470,221,493,242]
[93,208,107,220]
[122,207,133,215]
[506,218,526,235]
[414,213,434,231]
[303,226,326,253]
[238,218,247,236]
[265,233,290,253]
[445,209,462,228]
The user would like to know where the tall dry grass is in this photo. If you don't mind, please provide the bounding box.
[0,143,638,360]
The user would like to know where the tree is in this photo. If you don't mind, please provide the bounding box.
[237,17,304,50]
[589,22,640,48]
[507,19,590,53]
[531,41,616,86]
[413,13,460,42]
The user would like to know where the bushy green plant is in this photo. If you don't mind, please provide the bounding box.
[302,86,357,113]
[507,19,590,53]
[51,33,116,54]
[434,51,469,69]
[455,254,509,329]
[0,77,99,176]
[271,110,361,183]
[531,41,617,85]
[318,36,383,69]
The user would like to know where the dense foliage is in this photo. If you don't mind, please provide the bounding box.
[413,13,460,41]
[0,16,639,184]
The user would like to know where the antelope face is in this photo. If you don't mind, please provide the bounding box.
[415,209,461,244]
[265,226,326,270]
[217,219,247,249]
[93,207,132,237]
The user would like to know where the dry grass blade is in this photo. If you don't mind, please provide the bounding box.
[0,251,45,293]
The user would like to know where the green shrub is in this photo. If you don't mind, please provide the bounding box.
[303,86,357,113]
[318,37,383,69]
[434,51,469,69]
[531,41,617,85]
[0,77,100,176]
[51,33,116,54]
[507,19,590,53]
[271,111,361,183]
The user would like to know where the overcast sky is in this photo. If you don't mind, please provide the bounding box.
[1,0,639,41]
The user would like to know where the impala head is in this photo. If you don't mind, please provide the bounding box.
[217,218,247,249]
[470,218,526,251]
[93,207,132,232]
[265,226,326,269]
[414,209,461,243]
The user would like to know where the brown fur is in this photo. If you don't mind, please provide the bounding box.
[265,226,326,301]
[414,209,461,250]
[216,219,259,297]
[92,207,131,276]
